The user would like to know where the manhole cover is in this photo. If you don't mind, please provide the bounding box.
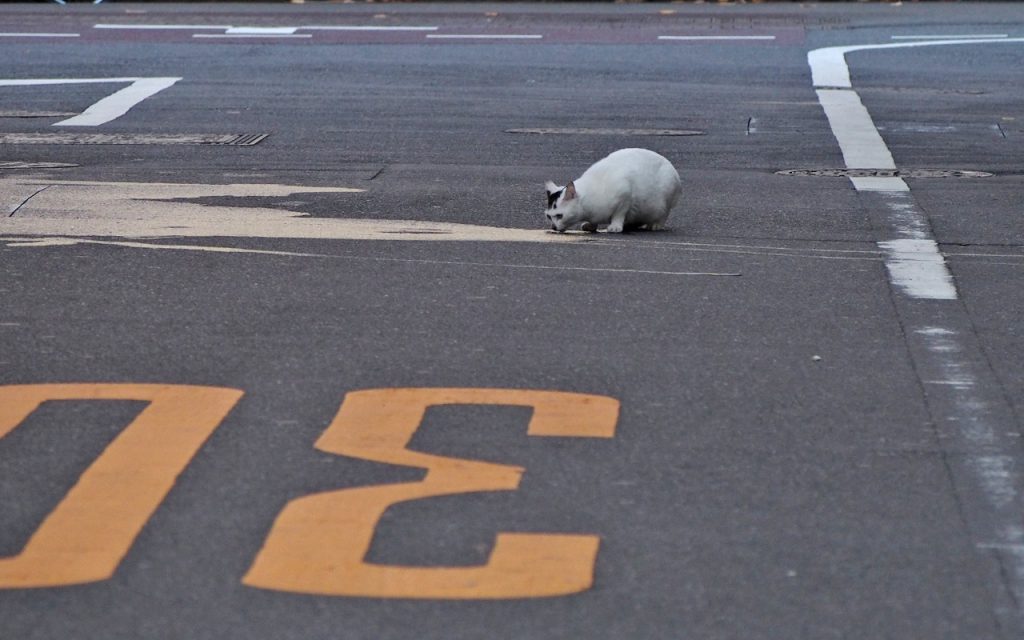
[0,133,269,146]
[506,128,703,136]
[776,168,993,178]
[0,161,78,169]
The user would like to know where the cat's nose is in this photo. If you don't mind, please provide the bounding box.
[551,224,558,231]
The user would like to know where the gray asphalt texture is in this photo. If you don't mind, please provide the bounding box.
[2,3,1024,639]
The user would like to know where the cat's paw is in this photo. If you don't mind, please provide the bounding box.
[606,223,624,233]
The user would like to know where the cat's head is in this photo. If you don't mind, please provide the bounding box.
[544,180,581,232]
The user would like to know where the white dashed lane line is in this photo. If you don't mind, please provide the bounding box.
[82,23,791,45]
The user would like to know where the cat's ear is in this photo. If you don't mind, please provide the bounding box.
[564,181,577,201]
[544,180,559,195]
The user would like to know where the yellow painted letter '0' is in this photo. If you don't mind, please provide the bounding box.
[0,384,243,588]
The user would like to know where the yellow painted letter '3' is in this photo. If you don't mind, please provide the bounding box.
[243,388,619,599]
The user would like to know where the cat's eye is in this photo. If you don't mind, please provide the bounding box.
[554,214,563,220]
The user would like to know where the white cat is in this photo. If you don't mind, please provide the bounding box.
[545,148,681,233]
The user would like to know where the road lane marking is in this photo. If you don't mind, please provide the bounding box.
[95,24,231,30]
[193,34,312,39]
[426,34,543,40]
[95,24,439,33]
[807,39,1024,301]
[226,26,297,35]
[809,39,1024,632]
[945,250,1024,262]
[0,384,243,588]
[3,179,361,195]
[658,35,776,41]
[875,239,957,300]
[0,77,143,86]
[302,26,438,32]
[809,38,1024,89]
[55,78,180,126]
[4,237,740,278]
[244,388,617,599]
[914,324,1024,514]
[847,176,909,192]
[0,33,80,38]
[594,238,887,262]
[923,379,976,387]
[0,77,181,127]
[813,88,899,170]
[891,34,1008,40]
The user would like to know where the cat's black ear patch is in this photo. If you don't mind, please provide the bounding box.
[547,189,563,209]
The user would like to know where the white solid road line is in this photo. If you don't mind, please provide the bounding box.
[0,77,142,86]
[5,238,739,278]
[94,24,233,30]
[891,34,1008,40]
[813,89,899,171]
[875,238,957,300]
[426,34,543,40]
[53,78,181,127]
[0,33,80,38]
[810,38,1024,631]
[94,23,439,32]
[0,77,182,127]
[194,34,313,39]
[807,38,1024,300]
[658,35,776,41]
[808,38,1024,88]
[225,27,298,35]
[300,26,438,32]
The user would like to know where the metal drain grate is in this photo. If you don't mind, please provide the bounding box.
[507,127,703,136]
[0,133,269,146]
[224,133,270,146]
[776,168,993,178]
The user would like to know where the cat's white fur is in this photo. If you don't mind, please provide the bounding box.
[545,148,681,233]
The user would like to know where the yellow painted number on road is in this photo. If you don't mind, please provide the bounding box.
[0,384,243,588]
[243,388,619,599]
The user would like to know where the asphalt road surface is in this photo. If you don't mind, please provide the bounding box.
[2,2,1024,639]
